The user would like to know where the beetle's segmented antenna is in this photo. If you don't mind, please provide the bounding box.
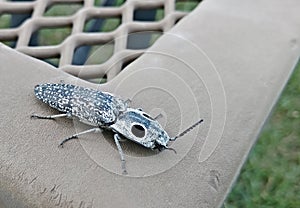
[171,119,204,141]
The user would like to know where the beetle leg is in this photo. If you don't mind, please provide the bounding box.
[114,134,127,175]
[31,113,70,120]
[153,113,163,120]
[125,99,132,106]
[59,128,102,147]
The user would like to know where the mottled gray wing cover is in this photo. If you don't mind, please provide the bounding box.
[34,83,127,126]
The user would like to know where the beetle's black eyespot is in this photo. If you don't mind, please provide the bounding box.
[131,124,146,138]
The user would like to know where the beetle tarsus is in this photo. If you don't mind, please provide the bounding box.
[59,135,78,148]
[114,134,127,174]
[153,113,163,120]
[31,114,55,120]
[58,128,102,147]
[166,147,177,154]
[31,113,69,120]
[121,160,128,175]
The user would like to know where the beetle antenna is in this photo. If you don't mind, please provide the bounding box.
[171,119,204,141]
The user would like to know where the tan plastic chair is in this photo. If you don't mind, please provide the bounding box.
[0,0,299,207]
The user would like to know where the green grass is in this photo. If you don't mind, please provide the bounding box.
[224,62,300,207]
[84,17,121,33]
[176,1,200,12]
[0,14,10,29]
[94,0,125,7]
[38,27,72,46]
[44,4,82,17]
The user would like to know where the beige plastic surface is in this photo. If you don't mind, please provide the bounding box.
[1,0,300,207]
